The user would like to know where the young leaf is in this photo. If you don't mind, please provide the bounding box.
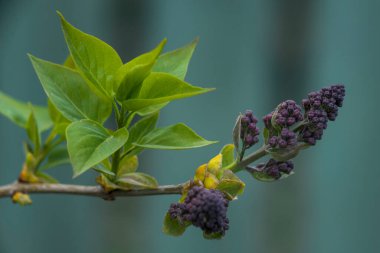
[39,147,70,171]
[134,123,217,150]
[125,112,159,149]
[123,73,214,112]
[116,172,158,190]
[66,120,129,177]
[30,55,112,123]
[162,212,189,236]
[117,155,138,176]
[216,170,245,199]
[26,108,41,153]
[0,91,52,131]
[116,39,167,100]
[152,38,198,81]
[220,144,235,168]
[58,12,122,96]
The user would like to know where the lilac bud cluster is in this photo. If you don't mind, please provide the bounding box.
[263,101,302,149]
[256,159,294,180]
[300,84,345,145]
[240,110,260,149]
[274,100,303,127]
[168,186,230,235]
[268,128,297,148]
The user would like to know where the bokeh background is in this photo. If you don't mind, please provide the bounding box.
[0,1,379,252]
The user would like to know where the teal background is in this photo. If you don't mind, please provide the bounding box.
[0,1,378,252]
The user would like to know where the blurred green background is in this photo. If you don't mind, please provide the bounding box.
[0,0,378,252]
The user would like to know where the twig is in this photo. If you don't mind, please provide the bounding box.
[0,181,186,200]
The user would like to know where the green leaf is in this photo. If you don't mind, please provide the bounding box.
[116,39,167,100]
[153,38,198,80]
[162,212,189,236]
[117,155,138,176]
[220,144,235,168]
[40,147,70,171]
[26,108,41,153]
[66,120,129,177]
[116,172,158,190]
[125,112,159,149]
[58,12,122,96]
[134,123,217,150]
[0,91,52,131]
[123,72,214,112]
[30,55,112,123]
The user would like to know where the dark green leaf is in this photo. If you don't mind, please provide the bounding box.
[123,72,214,112]
[66,120,129,177]
[0,91,52,131]
[30,55,112,123]
[58,12,122,96]
[153,38,198,80]
[116,172,158,190]
[134,123,217,150]
[116,39,166,100]
[162,212,189,236]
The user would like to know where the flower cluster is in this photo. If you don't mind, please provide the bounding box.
[168,186,230,235]
[300,84,345,145]
[255,159,294,180]
[263,100,302,149]
[240,110,260,149]
[274,100,303,127]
